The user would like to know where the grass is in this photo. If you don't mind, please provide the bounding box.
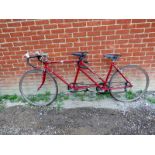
[96,92,111,100]
[61,91,111,102]
[0,94,22,102]
[55,93,69,111]
[125,90,136,100]
[28,91,51,102]
[0,94,23,112]
[72,92,85,101]
[0,90,154,112]
[0,90,112,111]
[0,101,5,112]
[54,91,112,111]
[147,97,155,104]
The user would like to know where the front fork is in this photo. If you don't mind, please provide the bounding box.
[37,69,46,91]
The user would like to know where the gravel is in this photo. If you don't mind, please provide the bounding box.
[0,92,155,135]
[0,105,155,135]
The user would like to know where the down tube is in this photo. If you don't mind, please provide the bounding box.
[46,66,70,86]
[79,68,101,87]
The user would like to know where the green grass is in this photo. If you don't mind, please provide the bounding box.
[0,91,112,111]
[125,90,136,100]
[55,91,112,111]
[72,92,85,101]
[0,102,5,112]
[28,91,51,102]
[55,93,69,111]
[0,94,22,102]
[58,92,111,101]
[96,92,111,100]
[147,97,155,104]
[0,94,23,112]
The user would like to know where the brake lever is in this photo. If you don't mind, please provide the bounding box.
[26,57,37,68]
[25,52,30,58]
[35,51,41,56]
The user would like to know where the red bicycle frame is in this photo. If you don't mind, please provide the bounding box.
[38,59,132,92]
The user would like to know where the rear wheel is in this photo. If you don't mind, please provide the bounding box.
[109,65,149,102]
[19,69,58,106]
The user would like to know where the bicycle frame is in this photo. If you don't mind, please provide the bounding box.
[37,59,132,92]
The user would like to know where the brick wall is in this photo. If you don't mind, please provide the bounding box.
[0,19,155,94]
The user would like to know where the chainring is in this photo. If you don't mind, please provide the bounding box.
[96,82,109,94]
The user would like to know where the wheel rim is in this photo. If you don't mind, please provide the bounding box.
[19,70,58,106]
[109,65,149,102]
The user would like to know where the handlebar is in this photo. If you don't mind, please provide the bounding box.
[25,51,48,68]
[24,51,88,69]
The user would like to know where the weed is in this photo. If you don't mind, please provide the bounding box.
[147,97,155,104]
[63,94,69,100]
[96,92,111,100]
[0,94,22,102]
[125,90,136,100]
[95,93,104,100]
[0,102,5,112]
[0,90,112,111]
[55,93,67,111]
[56,100,64,111]
[75,92,85,101]
[28,91,51,102]
[103,92,111,98]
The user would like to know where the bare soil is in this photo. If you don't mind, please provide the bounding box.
[0,105,155,135]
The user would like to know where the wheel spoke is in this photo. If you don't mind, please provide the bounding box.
[19,70,58,106]
[109,65,149,102]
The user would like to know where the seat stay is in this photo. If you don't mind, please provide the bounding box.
[113,64,132,86]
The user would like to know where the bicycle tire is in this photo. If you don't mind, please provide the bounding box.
[109,65,149,102]
[19,69,58,106]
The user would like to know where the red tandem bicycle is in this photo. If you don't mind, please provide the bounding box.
[19,51,149,106]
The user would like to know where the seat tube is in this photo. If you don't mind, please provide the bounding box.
[73,66,80,84]
[104,62,113,86]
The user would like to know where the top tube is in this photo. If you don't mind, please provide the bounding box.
[47,60,78,64]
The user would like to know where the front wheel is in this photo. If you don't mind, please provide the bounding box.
[109,65,149,102]
[19,69,58,106]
